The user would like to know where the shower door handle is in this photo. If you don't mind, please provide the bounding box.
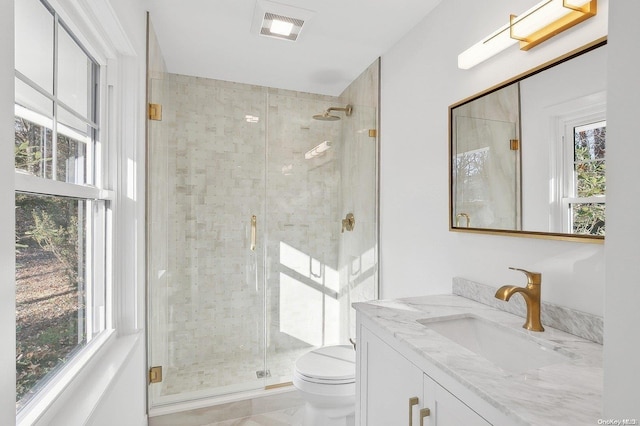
[250,215,257,251]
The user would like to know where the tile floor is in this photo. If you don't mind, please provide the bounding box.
[149,390,304,426]
[160,347,311,397]
[205,406,303,426]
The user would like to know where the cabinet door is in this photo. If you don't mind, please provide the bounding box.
[423,374,491,426]
[359,325,424,426]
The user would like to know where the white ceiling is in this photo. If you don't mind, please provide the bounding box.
[147,0,441,96]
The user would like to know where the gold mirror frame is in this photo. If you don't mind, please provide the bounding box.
[449,37,606,243]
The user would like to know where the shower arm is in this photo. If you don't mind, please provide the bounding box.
[327,105,353,116]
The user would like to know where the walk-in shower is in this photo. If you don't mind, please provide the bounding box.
[146,23,379,412]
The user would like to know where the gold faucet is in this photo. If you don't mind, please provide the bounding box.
[494,267,544,332]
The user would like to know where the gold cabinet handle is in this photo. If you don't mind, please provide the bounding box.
[250,215,257,251]
[408,397,419,426]
[419,407,431,426]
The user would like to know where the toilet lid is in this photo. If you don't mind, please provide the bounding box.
[295,345,355,381]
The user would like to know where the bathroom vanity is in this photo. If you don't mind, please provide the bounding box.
[354,295,603,425]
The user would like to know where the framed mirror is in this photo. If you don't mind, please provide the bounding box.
[449,38,606,242]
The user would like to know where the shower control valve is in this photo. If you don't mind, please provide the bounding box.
[342,213,355,233]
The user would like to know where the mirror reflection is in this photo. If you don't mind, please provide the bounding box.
[450,41,606,240]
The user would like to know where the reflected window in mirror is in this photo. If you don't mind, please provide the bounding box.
[564,119,606,235]
[449,38,606,241]
[548,96,606,236]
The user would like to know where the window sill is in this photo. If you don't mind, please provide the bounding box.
[17,329,143,426]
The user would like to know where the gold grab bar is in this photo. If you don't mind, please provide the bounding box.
[409,397,419,426]
[250,215,257,251]
[456,212,470,228]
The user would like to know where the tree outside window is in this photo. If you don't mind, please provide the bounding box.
[569,121,606,236]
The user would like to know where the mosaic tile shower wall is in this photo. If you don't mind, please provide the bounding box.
[164,75,268,375]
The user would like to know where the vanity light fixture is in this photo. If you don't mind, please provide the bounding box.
[458,0,597,69]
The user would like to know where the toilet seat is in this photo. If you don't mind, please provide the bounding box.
[294,345,356,385]
[293,345,357,425]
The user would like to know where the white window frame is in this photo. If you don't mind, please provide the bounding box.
[549,92,606,234]
[14,0,115,419]
[560,117,606,234]
[12,0,142,424]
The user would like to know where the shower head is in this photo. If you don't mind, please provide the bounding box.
[312,104,353,121]
[312,111,341,121]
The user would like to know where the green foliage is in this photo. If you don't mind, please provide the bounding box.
[15,140,43,169]
[573,127,606,236]
[575,145,606,197]
[14,101,86,407]
[26,210,79,281]
[15,194,82,404]
[16,316,79,401]
[573,203,605,236]
[15,205,28,255]
[14,117,51,177]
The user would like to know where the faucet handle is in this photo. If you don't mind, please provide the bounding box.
[508,267,541,285]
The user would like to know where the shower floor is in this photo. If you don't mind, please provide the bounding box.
[160,346,312,398]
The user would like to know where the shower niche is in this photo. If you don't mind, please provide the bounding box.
[147,23,379,409]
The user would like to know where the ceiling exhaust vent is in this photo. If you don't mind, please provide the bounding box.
[251,0,315,42]
[260,12,304,41]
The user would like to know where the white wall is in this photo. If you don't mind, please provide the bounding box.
[86,336,147,426]
[380,0,607,316]
[382,0,640,418]
[82,0,149,423]
[0,1,16,425]
[603,0,640,418]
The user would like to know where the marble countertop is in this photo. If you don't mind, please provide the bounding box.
[354,295,603,425]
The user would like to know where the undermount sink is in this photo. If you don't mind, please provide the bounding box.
[417,315,574,374]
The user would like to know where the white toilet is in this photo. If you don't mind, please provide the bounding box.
[293,345,356,426]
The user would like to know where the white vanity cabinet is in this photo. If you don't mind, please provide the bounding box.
[358,325,423,425]
[423,374,491,425]
[355,295,604,425]
[357,324,491,426]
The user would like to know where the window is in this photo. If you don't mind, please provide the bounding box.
[560,117,606,236]
[14,0,110,411]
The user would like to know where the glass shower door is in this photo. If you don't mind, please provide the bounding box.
[147,22,380,404]
[454,116,519,230]
[147,74,268,406]
[263,97,378,385]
